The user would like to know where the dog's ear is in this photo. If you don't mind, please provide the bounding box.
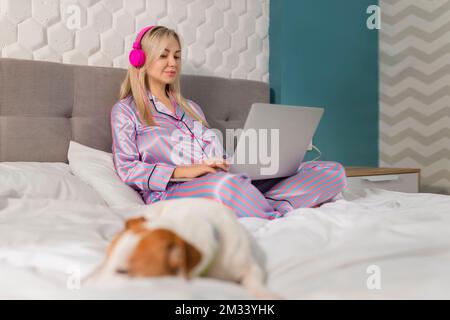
[125,217,147,231]
[184,240,202,276]
[171,236,202,279]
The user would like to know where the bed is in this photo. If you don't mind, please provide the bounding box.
[1,58,450,299]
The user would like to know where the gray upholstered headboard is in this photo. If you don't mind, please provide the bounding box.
[0,58,269,162]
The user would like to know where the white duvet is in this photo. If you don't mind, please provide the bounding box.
[1,165,450,299]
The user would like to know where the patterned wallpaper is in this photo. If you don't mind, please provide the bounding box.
[0,0,270,82]
[379,0,450,194]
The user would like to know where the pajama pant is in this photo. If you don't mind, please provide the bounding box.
[163,161,347,219]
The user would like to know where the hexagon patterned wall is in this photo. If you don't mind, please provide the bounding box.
[0,0,270,82]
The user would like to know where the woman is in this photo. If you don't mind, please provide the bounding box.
[111,25,347,219]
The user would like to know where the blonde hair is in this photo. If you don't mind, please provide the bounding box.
[119,26,208,127]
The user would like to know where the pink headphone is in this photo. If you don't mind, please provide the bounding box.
[129,25,156,68]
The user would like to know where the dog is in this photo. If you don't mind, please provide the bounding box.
[85,198,279,299]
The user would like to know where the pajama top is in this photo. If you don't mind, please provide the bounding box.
[111,91,226,203]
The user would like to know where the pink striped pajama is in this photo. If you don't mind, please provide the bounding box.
[111,91,347,219]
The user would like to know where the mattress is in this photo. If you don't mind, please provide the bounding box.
[1,163,450,299]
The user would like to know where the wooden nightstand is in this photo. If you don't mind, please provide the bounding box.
[344,167,421,194]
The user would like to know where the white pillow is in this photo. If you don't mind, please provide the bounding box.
[0,162,105,205]
[67,141,145,207]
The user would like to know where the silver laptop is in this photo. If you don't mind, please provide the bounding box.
[170,103,324,181]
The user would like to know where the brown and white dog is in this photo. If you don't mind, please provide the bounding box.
[85,198,279,299]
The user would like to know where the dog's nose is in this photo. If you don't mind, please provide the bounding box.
[116,268,129,274]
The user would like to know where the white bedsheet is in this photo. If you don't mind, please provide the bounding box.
[1,188,450,299]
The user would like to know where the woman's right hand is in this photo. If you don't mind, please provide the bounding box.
[172,159,230,179]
